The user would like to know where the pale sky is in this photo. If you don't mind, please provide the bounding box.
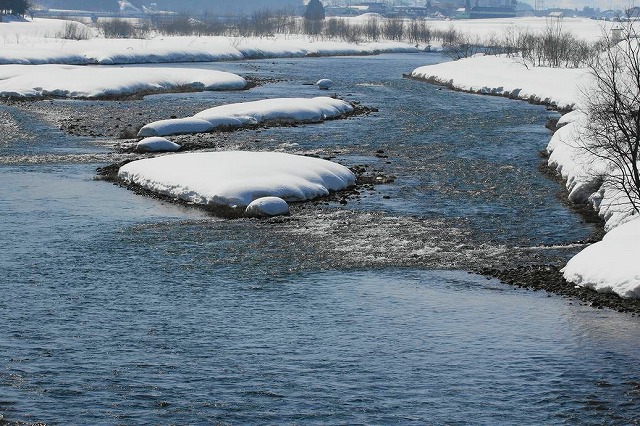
[521,0,635,10]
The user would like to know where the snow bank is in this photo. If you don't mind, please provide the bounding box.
[411,54,587,110]
[546,108,637,231]
[562,218,640,298]
[0,64,246,98]
[117,151,356,208]
[547,112,607,204]
[138,96,354,137]
[411,52,640,298]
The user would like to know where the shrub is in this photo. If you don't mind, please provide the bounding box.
[99,18,148,39]
[57,21,91,40]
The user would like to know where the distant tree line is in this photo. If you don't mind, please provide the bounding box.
[149,11,436,44]
[0,0,30,17]
[442,20,597,68]
[93,6,597,69]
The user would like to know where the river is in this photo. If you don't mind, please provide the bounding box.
[1,53,639,424]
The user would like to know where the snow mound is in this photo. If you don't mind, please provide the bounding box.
[563,218,640,298]
[137,118,215,137]
[316,79,333,90]
[117,151,356,208]
[0,65,246,98]
[245,197,289,217]
[138,97,354,137]
[135,137,181,152]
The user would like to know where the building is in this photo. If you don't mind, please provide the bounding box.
[469,0,516,18]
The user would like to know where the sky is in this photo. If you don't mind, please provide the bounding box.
[530,0,636,10]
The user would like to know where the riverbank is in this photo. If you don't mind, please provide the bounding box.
[478,265,640,315]
[410,52,640,302]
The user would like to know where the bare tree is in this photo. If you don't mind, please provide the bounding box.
[582,22,640,213]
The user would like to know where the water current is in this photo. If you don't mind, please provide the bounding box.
[1,53,639,424]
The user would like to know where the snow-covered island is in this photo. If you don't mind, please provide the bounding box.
[137,96,355,136]
[118,151,356,215]
[411,53,640,299]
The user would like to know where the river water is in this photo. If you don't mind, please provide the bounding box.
[1,53,639,424]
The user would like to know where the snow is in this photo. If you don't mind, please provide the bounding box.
[562,218,640,298]
[245,197,290,217]
[0,64,246,98]
[0,18,417,65]
[137,118,216,137]
[316,79,333,90]
[117,151,356,208]
[424,17,610,43]
[546,112,608,204]
[135,137,181,152]
[138,97,354,137]
[411,54,587,110]
[546,101,637,232]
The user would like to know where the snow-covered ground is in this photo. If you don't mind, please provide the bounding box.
[0,16,609,66]
[411,54,587,111]
[0,64,246,98]
[411,53,640,298]
[117,151,356,210]
[0,18,418,65]
[563,218,640,298]
[338,15,607,42]
[137,97,354,136]
[425,17,610,43]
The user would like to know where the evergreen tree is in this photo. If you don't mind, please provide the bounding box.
[304,0,325,21]
[0,0,31,16]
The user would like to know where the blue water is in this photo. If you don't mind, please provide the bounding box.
[1,54,639,424]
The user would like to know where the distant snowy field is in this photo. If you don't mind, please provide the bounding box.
[338,15,608,43]
[0,16,609,66]
[425,17,610,42]
[0,18,418,65]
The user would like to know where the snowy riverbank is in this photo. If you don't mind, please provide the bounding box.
[412,54,640,299]
[0,18,418,65]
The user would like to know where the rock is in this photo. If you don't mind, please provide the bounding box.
[316,79,333,90]
[245,197,289,218]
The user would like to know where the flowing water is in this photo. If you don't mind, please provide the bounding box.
[1,53,639,424]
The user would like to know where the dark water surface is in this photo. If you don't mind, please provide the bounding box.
[1,54,639,424]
